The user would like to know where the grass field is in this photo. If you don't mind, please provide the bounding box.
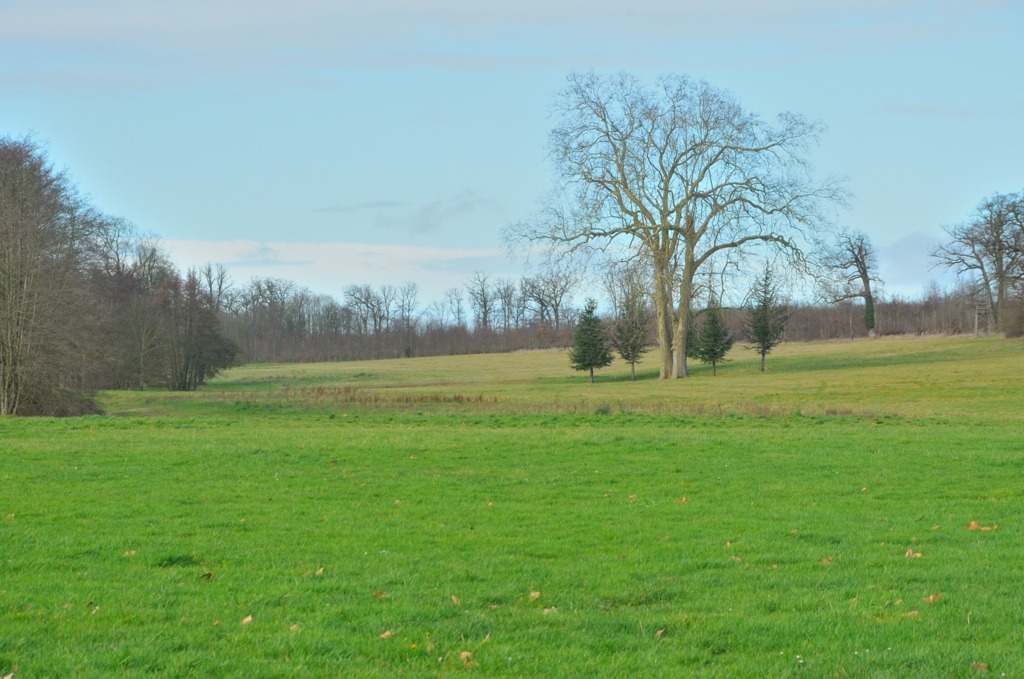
[2,335,1023,677]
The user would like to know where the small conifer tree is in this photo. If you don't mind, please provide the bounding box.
[569,299,613,383]
[694,303,733,376]
[614,299,649,381]
[743,264,790,372]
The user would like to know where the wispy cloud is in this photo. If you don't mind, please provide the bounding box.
[408,190,499,234]
[313,201,407,214]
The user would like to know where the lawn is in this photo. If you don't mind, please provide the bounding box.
[2,335,1022,677]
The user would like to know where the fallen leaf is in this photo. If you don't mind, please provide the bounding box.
[289,624,300,632]
[529,591,541,601]
[373,591,390,600]
[819,557,833,565]
[62,602,73,609]
[905,610,919,617]
[213,620,222,626]
[459,651,474,667]
[966,521,998,532]
[924,593,942,604]
[904,548,922,558]
[1,665,16,679]
[315,567,325,576]
[379,629,394,639]
[655,628,665,639]
[450,594,461,606]
[393,499,402,506]
[676,496,687,504]
[972,661,989,672]
[123,550,137,557]
[543,607,558,615]
[241,615,253,625]
[628,494,638,501]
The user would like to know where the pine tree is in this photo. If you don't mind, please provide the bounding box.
[694,303,733,376]
[743,264,790,372]
[569,299,613,383]
[614,297,649,381]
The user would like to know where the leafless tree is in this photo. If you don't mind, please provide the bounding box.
[465,271,496,335]
[511,72,843,378]
[443,287,467,328]
[0,136,95,414]
[932,191,1024,332]
[522,266,577,333]
[819,230,883,337]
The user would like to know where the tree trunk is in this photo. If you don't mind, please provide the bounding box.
[652,258,675,379]
[672,248,696,379]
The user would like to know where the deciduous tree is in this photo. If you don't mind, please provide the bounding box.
[820,230,882,336]
[931,192,1024,332]
[513,72,841,378]
[0,136,95,414]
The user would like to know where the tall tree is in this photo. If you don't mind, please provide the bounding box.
[512,72,841,379]
[693,302,733,376]
[931,191,1024,332]
[568,298,613,383]
[820,230,882,337]
[0,136,95,415]
[743,264,791,372]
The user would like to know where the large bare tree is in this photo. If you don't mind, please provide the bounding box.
[512,72,841,378]
[932,191,1024,332]
[819,230,882,337]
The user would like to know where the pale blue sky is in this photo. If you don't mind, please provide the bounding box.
[3,0,1022,303]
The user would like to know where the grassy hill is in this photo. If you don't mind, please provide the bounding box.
[2,335,1022,676]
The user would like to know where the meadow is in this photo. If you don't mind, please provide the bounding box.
[2,335,1023,677]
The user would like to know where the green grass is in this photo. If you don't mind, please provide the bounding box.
[2,336,1023,676]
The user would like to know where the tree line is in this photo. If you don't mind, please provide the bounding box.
[0,137,238,415]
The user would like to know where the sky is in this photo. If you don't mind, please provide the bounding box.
[2,0,1022,306]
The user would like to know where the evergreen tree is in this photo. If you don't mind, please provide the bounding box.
[743,264,790,372]
[694,303,733,376]
[614,297,649,381]
[569,298,613,383]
